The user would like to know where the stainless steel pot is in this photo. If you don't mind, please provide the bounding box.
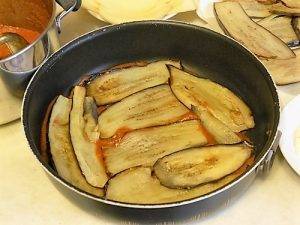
[0,0,81,97]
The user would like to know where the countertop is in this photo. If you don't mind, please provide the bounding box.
[1,8,300,225]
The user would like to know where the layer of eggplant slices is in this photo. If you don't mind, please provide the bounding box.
[213,0,300,85]
[43,60,256,204]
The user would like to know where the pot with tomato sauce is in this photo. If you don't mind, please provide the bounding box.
[0,0,81,97]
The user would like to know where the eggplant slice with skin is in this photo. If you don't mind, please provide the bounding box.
[103,120,208,175]
[83,96,100,142]
[192,106,242,144]
[214,1,295,59]
[255,0,278,5]
[258,15,298,44]
[86,60,180,105]
[154,144,252,189]
[293,17,300,39]
[224,0,272,17]
[106,160,252,204]
[70,86,108,187]
[49,96,103,196]
[98,84,190,138]
[280,0,300,9]
[269,3,300,16]
[170,66,254,133]
[261,50,300,85]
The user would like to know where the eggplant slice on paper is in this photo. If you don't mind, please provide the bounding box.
[261,50,300,85]
[103,120,208,175]
[70,86,108,187]
[258,15,298,45]
[293,17,300,39]
[192,106,242,144]
[224,0,272,18]
[280,0,300,9]
[269,3,300,16]
[154,144,252,189]
[170,66,254,133]
[106,161,251,204]
[48,95,103,196]
[86,60,180,105]
[256,0,278,4]
[214,1,295,59]
[98,85,190,138]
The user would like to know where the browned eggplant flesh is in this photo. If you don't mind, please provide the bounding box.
[46,60,255,204]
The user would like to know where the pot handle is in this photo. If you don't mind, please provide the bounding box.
[256,130,282,175]
[55,0,82,33]
[56,0,81,11]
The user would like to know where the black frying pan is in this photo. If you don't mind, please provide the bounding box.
[22,21,280,210]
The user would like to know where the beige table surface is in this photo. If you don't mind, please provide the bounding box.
[1,8,300,225]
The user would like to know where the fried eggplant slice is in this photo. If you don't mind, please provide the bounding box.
[192,106,241,144]
[49,96,103,196]
[170,66,254,132]
[70,86,108,187]
[154,144,252,189]
[86,60,181,105]
[106,162,250,204]
[83,97,99,142]
[258,15,298,44]
[269,3,300,16]
[261,50,300,85]
[255,0,278,4]
[214,2,295,59]
[281,0,300,9]
[98,85,190,138]
[224,0,272,17]
[104,120,208,175]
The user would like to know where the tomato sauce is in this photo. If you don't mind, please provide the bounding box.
[198,124,216,145]
[176,111,216,145]
[177,111,199,122]
[97,105,109,114]
[96,127,132,151]
[0,24,40,59]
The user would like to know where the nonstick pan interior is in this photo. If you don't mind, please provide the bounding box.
[22,21,279,208]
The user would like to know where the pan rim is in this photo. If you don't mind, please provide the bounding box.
[22,20,280,209]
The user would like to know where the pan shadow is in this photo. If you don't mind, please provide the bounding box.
[46,172,254,224]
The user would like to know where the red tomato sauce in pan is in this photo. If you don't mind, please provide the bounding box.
[177,111,199,122]
[97,105,109,114]
[177,111,217,145]
[0,24,40,59]
[198,124,216,145]
[97,127,132,150]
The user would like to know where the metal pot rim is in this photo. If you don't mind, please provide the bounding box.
[0,0,56,63]
[22,20,281,209]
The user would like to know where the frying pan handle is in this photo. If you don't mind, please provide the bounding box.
[55,0,82,33]
[256,130,282,175]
